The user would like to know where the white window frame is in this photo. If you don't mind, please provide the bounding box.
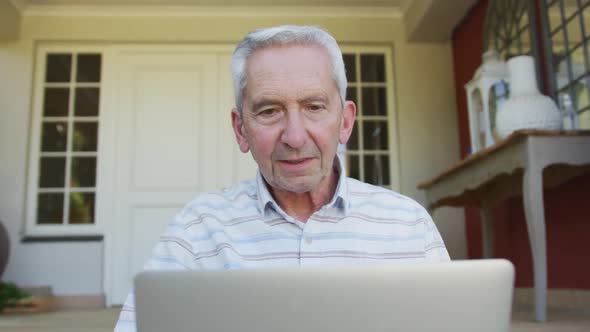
[340,45,400,191]
[25,44,105,237]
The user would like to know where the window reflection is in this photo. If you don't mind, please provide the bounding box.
[41,122,68,152]
[77,54,101,83]
[70,157,97,188]
[361,55,385,82]
[37,193,64,224]
[75,88,100,116]
[39,157,66,188]
[46,54,71,83]
[341,52,392,187]
[43,88,70,117]
[69,192,95,224]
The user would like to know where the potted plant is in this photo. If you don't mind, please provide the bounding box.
[0,281,31,312]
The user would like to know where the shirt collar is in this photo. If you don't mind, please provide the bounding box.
[255,155,350,217]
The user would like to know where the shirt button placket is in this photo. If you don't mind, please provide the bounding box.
[300,217,319,267]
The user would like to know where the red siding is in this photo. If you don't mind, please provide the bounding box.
[451,0,590,289]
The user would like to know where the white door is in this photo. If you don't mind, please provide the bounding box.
[101,46,256,305]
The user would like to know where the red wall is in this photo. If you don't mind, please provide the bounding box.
[452,0,590,289]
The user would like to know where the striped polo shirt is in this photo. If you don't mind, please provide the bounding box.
[114,163,450,332]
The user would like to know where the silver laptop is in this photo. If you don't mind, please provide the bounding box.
[135,259,514,332]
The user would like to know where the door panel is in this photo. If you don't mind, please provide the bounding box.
[129,206,181,276]
[131,68,202,189]
[104,48,256,305]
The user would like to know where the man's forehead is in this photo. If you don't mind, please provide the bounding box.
[246,46,332,86]
[246,44,331,71]
[249,87,331,105]
[241,44,339,107]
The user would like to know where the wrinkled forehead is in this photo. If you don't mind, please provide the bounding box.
[247,44,331,71]
[244,45,336,99]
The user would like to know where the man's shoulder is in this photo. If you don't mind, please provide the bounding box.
[345,177,427,214]
[177,178,259,219]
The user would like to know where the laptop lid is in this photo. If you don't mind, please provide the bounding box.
[135,259,514,332]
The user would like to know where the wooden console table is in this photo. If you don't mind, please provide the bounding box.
[418,130,590,322]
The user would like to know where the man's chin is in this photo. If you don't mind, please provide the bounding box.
[272,176,320,194]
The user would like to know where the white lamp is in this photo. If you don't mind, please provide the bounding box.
[464,50,509,152]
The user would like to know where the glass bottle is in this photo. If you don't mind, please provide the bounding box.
[560,93,580,130]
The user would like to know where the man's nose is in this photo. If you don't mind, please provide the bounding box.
[280,110,307,149]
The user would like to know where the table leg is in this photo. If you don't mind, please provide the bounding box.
[522,166,547,322]
[480,201,494,259]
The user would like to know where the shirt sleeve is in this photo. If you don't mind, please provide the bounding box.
[113,212,197,332]
[421,208,451,262]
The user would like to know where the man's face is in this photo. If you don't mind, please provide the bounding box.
[232,45,355,194]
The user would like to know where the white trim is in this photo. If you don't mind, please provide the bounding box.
[98,46,117,307]
[25,44,105,237]
[23,4,402,18]
[340,45,401,192]
[384,46,401,192]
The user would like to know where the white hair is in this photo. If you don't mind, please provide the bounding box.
[231,25,347,115]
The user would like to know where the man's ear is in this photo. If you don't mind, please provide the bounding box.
[339,101,357,144]
[231,108,250,153]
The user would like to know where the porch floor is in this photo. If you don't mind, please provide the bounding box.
[0,307,589,331]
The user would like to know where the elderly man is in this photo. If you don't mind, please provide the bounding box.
[114,25,449,332]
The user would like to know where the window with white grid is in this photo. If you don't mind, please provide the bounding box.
[341,47,399,190]
[26,46,103,236]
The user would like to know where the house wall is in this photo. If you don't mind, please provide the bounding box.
[0,11,465,296]
[0,0,20,41]
[452,0,590,289]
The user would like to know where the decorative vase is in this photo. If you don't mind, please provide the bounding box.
[495,56,561,139]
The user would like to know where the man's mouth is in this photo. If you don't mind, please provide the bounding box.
[283,158,307,164]
[279,157,313,165]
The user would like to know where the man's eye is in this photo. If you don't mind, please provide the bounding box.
[308,104,325,111]
[259,108,278,116]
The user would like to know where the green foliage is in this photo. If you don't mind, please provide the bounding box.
[0,281,31,310]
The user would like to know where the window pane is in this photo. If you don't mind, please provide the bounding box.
[46,54,71,83]
[516,28,531,55]
[77,54,101,83]
[548,1,561,33]
[347,87,357,105]
[43,88,70,117]
[362,87,387,115]
[363,121,389,150]
[37,193,64,224]
[74,88,100,116]
[71,157,96,187]
[565,14,583,48]
[343,54,356,82]
[576,76,590,110]
[583,5,590,37]
[69,192,95,224]
[347,121,359,150]
[346,154,360,180]
[361,54,385,82]
[556,57,569,90]
[39,157,66,188]
[364,155,390,186]
[41,122,68,152]
[571,46,586,81]
[73,122,98,151]
[519,7,529,30]
[579,108,590,129]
